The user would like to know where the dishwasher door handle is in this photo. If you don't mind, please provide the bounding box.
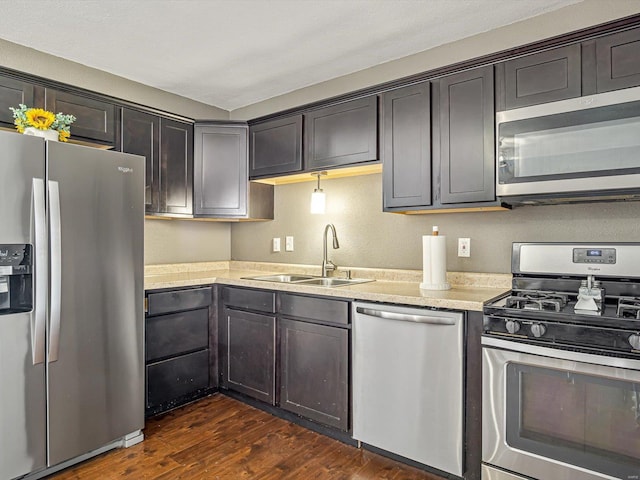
[356,307,456,325]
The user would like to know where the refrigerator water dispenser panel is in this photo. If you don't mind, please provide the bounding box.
[0,244,33,314]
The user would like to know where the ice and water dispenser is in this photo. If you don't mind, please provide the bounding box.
[0,244,33,314]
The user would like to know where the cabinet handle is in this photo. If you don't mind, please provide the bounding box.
[356,307,456,325]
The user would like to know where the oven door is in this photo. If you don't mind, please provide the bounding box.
[496,86,640,198]
[483,336,640,480]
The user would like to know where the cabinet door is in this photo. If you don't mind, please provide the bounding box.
[194,124,247,217]
[501,44,581,109]
[596,27,640,92]
[305,96,378,169]
[279,319,348,430]
[249,115,302,178]
[121,108,160,214]
[160,118,193,215]
[222,308,276,405]
[382,83,431,209]
[0,75,34,129]
[45,89,116,144]
[439,66,495,204]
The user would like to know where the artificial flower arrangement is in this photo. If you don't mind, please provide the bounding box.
[9,104,76,142]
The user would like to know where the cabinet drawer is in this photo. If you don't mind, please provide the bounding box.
[146,308,209,363]
[222,287,276,313]
[279,294,349,326]
[147,287,212,315]
[146,350,209,408]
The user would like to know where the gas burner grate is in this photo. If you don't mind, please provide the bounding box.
[505,291,569,312]
[616,297,640,319]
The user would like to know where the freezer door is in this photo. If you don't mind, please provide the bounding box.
[0,131,47,479]
[46,141,144,466]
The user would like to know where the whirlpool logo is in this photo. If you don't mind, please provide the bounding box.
[587,266,601,272]
[118,166,133,174]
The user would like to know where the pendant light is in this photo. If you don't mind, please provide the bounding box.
[310,171,327,214]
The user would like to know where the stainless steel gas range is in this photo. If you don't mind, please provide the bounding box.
[482,243,640,480]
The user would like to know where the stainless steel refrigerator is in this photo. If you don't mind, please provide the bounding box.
[0,130,145,480]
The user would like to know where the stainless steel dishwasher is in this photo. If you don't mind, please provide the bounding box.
[352,302,464,476]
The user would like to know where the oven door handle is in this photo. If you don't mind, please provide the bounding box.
[482,335,640,370]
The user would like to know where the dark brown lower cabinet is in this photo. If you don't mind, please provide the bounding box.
[145,287,214,416]
[279,318,349,431]
[222,307,276,405]
[146,350,210,410]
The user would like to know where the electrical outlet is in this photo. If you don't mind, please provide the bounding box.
[272,237,281,252]
[285,236,294,252]
[458,238,471,257]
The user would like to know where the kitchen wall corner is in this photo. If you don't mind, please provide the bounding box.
[230,174,640,274]
[145,219,231,265]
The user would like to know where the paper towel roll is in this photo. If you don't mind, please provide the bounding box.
[420,235,450,290]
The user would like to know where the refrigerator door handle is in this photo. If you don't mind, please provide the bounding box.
[48,180,62,363]
[31,178,46,365]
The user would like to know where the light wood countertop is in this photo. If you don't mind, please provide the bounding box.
[144,262,510,312]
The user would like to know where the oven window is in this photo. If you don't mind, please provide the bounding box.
[498,100,640,184]
[506,363,640,479]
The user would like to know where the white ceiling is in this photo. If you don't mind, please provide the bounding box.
[0,0,581,111]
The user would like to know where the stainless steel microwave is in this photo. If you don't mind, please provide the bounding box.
[496,86,640,204]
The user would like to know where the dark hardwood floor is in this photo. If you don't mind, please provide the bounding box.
[49,394,444,479]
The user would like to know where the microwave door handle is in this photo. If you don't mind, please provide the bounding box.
[31,178,46,365]
[48,180,62,363]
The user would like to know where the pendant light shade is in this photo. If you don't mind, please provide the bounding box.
[310,171,327,214]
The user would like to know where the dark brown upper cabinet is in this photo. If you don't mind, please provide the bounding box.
[45,89,116,145]
[499,44,582,110]
[122,108,193,217]
[160,118,193,216]
[304,96,378,170]
[595,27,640,92]
[438,66,495,204]
[249,115,302,178]
[194,124,248,217]
[120,108,159,214]
[0,75,34,129]
[382,82,431,209]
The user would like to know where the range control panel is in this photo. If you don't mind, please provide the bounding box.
[0,244,32,275]
[573,248,616,265]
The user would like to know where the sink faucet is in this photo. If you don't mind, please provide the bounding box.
[322,224,340,277]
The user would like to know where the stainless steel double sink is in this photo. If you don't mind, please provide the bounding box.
[243,274,374,287]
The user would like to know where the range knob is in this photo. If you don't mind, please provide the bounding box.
[505,320,521,334]
[629,333,640,351]
[530,323,547,338]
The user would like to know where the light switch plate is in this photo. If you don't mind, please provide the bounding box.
[458,238,471,257]
[272,237,281,252]
[285,236,294,251]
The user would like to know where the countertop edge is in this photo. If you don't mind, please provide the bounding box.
[144,269,509,312]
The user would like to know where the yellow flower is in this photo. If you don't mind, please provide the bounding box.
[26,108,55,130]
[15,119,25,133]
[58,130,71,142]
